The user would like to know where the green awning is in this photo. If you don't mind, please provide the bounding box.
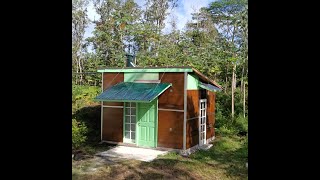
[95,82,172,103]
[198,82,222,92]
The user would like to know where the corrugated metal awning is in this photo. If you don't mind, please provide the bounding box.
[95,82,172,103]
[198,82,222,92]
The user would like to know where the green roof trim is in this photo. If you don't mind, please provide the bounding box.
[95,82,172,103]
[97,68,193,73]
[198,83,222,92]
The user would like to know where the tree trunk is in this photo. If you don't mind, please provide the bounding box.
[78,57,83,85]
[230,24,237,119]
[243,82,246,118]
[75,57,79,85]
[234,71,237,89]
[225,65,228,93]
[231,64,236,119]
[241,65,244,92]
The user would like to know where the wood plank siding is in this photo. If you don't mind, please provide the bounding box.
[102,72,124,106]
[186,90,200,148]
[206,91,215,139]
[158,111,184,149]
[102,107,123,142]
[102,72,124,142]
[186,90,216,149]
[158,73,184,110]
[157,72,185,149]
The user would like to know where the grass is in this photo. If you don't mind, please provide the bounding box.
[72,135,248,180]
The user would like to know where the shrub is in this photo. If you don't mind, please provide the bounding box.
[214,89,248,137]
[72,85,100,113]
[216,125,237,136]
[72,119,88,150]
[215,112,234,129]
[72,85,101,148]
[73,106,101,144]
[234,115,248,133]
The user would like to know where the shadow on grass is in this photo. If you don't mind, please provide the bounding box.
[109,159,198,180]
[73,157,198,179]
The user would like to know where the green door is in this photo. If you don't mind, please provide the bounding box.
[137,99,158,148]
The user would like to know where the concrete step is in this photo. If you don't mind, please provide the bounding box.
[199,144,213,150]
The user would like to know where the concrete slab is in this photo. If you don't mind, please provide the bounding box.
[199,144,213,150]
[96,145,168,162]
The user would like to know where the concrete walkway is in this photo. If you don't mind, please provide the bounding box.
[96,145,168,162]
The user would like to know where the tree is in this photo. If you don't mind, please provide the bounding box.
[73,0,248,118]
[90,0,141,67]
[184,7,221,78]
[207,0,247,118]
[72,0,89,85]
[133,0,177,66]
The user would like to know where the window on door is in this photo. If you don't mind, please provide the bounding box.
[124,102,136,143]
[199,99,207,146]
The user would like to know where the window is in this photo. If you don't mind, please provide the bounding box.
[124,102,136,143]
[200,89,207,99]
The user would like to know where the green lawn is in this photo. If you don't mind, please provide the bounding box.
[72,135,248,180]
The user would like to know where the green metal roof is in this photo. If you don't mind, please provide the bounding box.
[95,82,172,103]
[198,82,222,92]
[97,66,193,73]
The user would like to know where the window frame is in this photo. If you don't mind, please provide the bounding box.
[123,102,137,143]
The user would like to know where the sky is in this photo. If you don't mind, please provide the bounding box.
[84,0,215,38]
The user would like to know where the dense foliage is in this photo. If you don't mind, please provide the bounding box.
[72,85,101,149]
[72,119,88,149]
[72,85,101,113]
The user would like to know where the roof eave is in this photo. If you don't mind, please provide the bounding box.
[192,68,223,89]
[97,66,193,73]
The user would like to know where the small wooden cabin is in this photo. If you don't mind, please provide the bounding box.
[95,66,222,155]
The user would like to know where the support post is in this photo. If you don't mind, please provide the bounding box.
[183,72,187,150]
